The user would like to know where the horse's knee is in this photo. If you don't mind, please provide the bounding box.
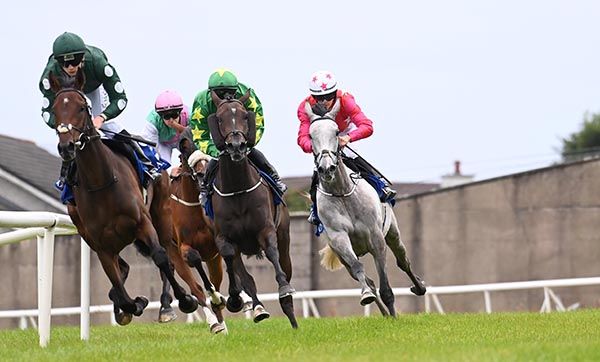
[219,242,236,259]
[152,248,169,267]
[185,248,202,267]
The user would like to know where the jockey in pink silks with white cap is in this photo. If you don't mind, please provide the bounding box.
[140,90,190,164]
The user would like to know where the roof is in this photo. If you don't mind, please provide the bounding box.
[0,134,61,199]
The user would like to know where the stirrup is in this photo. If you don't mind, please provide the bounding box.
[54,179,65,192]
[381,187,397,202]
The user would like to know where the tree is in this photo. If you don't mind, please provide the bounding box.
[561,112,600,162]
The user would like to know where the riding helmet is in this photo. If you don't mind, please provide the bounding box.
[309,70,337,96]
[53,32,86,60]
[208,69,239,90]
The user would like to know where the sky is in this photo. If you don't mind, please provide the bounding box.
[1,0,600,184]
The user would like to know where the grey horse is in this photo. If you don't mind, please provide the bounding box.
[305,101,427,316]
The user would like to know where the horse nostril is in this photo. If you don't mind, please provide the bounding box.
[328,165,336,173]
[317,166,325,174]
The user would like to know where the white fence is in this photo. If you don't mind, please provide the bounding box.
[0,211,89,348]
[1,211,600,348]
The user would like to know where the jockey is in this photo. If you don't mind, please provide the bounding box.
[188,68,287,204]
[140,90,189,164]
[297,70,397,225]
[39,32,161,189]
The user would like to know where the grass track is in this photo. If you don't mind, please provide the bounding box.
[1,309,600,361]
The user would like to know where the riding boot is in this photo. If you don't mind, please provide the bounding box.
[307,171,320,225]
[199,158,218,206]
[128,138,162,186]
[343,155,397,202]
[248,148,287,194]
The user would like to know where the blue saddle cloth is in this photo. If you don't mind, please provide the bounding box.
[59,143,170,205]
[204,170,283,220]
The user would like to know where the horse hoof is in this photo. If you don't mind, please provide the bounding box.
[242,301,253,313]
[133,296,149,316]
[279,285,296,299]
[410,284,427,296]
[226,295,244,313]
[253,305,270,323]
[158,307,178,323]
[179,295,199,314]
[116,312,133,326]
[360,291,376,306]
[210,322,227,334]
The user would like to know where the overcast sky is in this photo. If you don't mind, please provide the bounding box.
[2,0,599,183]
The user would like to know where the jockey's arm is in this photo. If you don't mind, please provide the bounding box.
[296,99,313,153]
[343,93,373,142]
[189,92,220,158]
[39,61,57,128]
[92,48,127,122]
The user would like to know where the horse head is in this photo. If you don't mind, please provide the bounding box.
[49,69,96,162]
[208,90,255,162]
[178,127,210,181]
[306,100,342,182]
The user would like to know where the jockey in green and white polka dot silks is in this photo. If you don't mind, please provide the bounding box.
[189,69,264,158]
[38,32,128,129]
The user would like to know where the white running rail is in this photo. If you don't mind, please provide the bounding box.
[0,211,89,348]
[2,211,600,346]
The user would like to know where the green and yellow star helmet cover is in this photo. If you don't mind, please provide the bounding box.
[208,69,239,89]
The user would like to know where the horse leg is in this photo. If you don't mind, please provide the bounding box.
[232,255,271,323]
[97,252,143,325]
[158,269,177,323]
[385,220,427,296]
[206,254,227,311]
[176,244,226,333]
[181,244,225,310]
[274,224,298,328]
[216,236,244,313]
[328,232,377,306]
[371,238,395,317]
[261,230,298,328]
[137,222,199,314]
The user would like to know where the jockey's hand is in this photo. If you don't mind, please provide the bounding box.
[338,135,351,148]
[92,115,105,129]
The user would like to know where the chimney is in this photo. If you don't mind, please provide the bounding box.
[441,160,474,188]
[454,160,461,175]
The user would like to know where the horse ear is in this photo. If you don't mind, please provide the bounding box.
[74,68,86,91]
[207,114,226,151]
[304,101,319,122]
[246,111,256,148]
[239,89,251,105]
[48,71,63,93]
[326,99,341,119]
[210,90,222,107]
[178,127,197,158]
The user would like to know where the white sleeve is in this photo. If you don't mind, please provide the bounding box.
[140,122,159,145]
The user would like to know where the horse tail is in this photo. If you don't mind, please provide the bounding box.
[319,245,343,271]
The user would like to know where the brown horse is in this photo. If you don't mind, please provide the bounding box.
[49,71,198,325]
[161,135,227,333]
[207,91,297,328]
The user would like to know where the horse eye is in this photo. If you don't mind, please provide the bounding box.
[79,107,86,113]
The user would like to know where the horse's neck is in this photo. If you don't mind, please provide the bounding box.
[320,162,354,195]
[75,140,116,188]
[216,156,259,192]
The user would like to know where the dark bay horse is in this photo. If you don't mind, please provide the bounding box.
[207,91,297,328]
[163,137,228,333]
[49,71,197,325]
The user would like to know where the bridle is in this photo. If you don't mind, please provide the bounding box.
[311,116,341,171]
[54,88,100,153]
[215,99,249,149]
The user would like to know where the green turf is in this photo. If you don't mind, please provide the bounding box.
[1,310,600,361]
